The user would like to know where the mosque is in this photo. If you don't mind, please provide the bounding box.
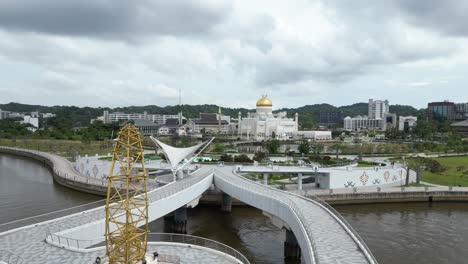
[237,95,299,140]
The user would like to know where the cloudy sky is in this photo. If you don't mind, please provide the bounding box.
[0,0,467,109]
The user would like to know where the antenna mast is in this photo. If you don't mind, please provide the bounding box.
[179,88,182,125]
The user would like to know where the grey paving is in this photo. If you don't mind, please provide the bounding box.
[0,147,382,264]
[0,167,219,264]
[215,167,376,264]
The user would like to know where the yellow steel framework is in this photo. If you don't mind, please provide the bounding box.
[105,124,149,264]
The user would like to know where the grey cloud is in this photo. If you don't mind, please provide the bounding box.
[395,0,468,37]
[0,0,232,39]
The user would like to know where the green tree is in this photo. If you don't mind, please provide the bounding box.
[212,143,225,153]
[330,144,342,159]
[265,139,280,154]
[298,141,310,155]
[310,143,324,155]
[253,151,266,162]
[234,154,252,163]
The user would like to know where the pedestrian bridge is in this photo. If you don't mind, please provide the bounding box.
[38,166,376,264]
[0,146,378,264]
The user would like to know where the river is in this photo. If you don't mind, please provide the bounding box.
[1,153,468,263]
[0,154,101,224]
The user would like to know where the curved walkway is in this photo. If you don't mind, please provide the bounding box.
[214,166,377,264]
[0,147,377,264]
[0,167,214,264]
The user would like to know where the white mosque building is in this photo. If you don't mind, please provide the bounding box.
[237,96,299,140]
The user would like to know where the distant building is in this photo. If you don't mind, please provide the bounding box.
[384,113,397,129]
[188,113,230,134]
[318,112,344,127]
[21,115,39,132]
[238,96,298,140]
[427,101,456,121]
[344,99,396,131]
[41,113,56,118]
[451,120,468,135]
[293,131,332,141]
[0,109,10,120]
[399,116,418,131]
[368,99,389,119]
[99,111,185,125]
[158,124,188,136]
[131,119,159,136]
[455,103,468,120]
[343,116,384,131]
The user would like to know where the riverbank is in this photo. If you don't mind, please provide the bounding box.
[2,146,468,206]
[0,146,108,196]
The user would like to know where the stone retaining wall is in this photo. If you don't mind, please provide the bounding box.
[0,147,108,196]
[315,191,468,205]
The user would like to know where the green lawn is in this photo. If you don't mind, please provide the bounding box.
[404,183,430,187]
[356,160,381,167]
[422,156,468,186]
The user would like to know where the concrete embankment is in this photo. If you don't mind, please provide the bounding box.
[0,147,108,196]
[3,146,468,206]
[314,190,468,205]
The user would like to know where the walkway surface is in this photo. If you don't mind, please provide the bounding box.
[1,147,378,264]
[0,167,217,264]
[215,166,376,264]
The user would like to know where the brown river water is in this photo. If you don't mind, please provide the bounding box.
[1,153,467,264]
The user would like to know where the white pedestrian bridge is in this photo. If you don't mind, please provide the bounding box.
[0,165,377,264]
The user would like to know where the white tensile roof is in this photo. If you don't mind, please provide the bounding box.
[150,137,213,171]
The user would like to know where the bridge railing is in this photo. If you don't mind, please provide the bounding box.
[44,169,213,251]
[301,193,378,264]
[46,231,103,250]
[0,199,107,234]
[229,169,378,264]
[214,169,317,264]
[0,250,24,264]
[147,233,250,264]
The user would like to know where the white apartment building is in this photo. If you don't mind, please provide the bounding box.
[368,99,389,119]
[344,116,384,131]
[99,111,185,125]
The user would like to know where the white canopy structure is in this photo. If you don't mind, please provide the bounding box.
[150,136,214,180]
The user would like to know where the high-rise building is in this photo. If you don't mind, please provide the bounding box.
[368,99,389,119]
[427,101,456,121]
[455,103,468,120]
[0,109,11,120]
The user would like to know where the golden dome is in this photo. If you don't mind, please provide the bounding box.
[256,96,272,107]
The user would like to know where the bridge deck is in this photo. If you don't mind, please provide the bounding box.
[215,166,376,264]
[0,167,213,263]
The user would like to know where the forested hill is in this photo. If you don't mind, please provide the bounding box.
[0,102,421,128]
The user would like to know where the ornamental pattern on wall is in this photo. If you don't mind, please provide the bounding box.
[372,178,381,185]
[92,164,99,177]
[360,172,369,185]
[344,181,356,188]
[384,171,390,182]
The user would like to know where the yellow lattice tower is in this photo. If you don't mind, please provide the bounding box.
[105,124,149,264]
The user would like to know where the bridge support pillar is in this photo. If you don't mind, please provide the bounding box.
[297,173,303,191]
[164,208,188,234]
[173,207,188,234]
[263,173,269,185]
[284,229,301,261]
[221,192,232,213]
[177,170,184,180]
